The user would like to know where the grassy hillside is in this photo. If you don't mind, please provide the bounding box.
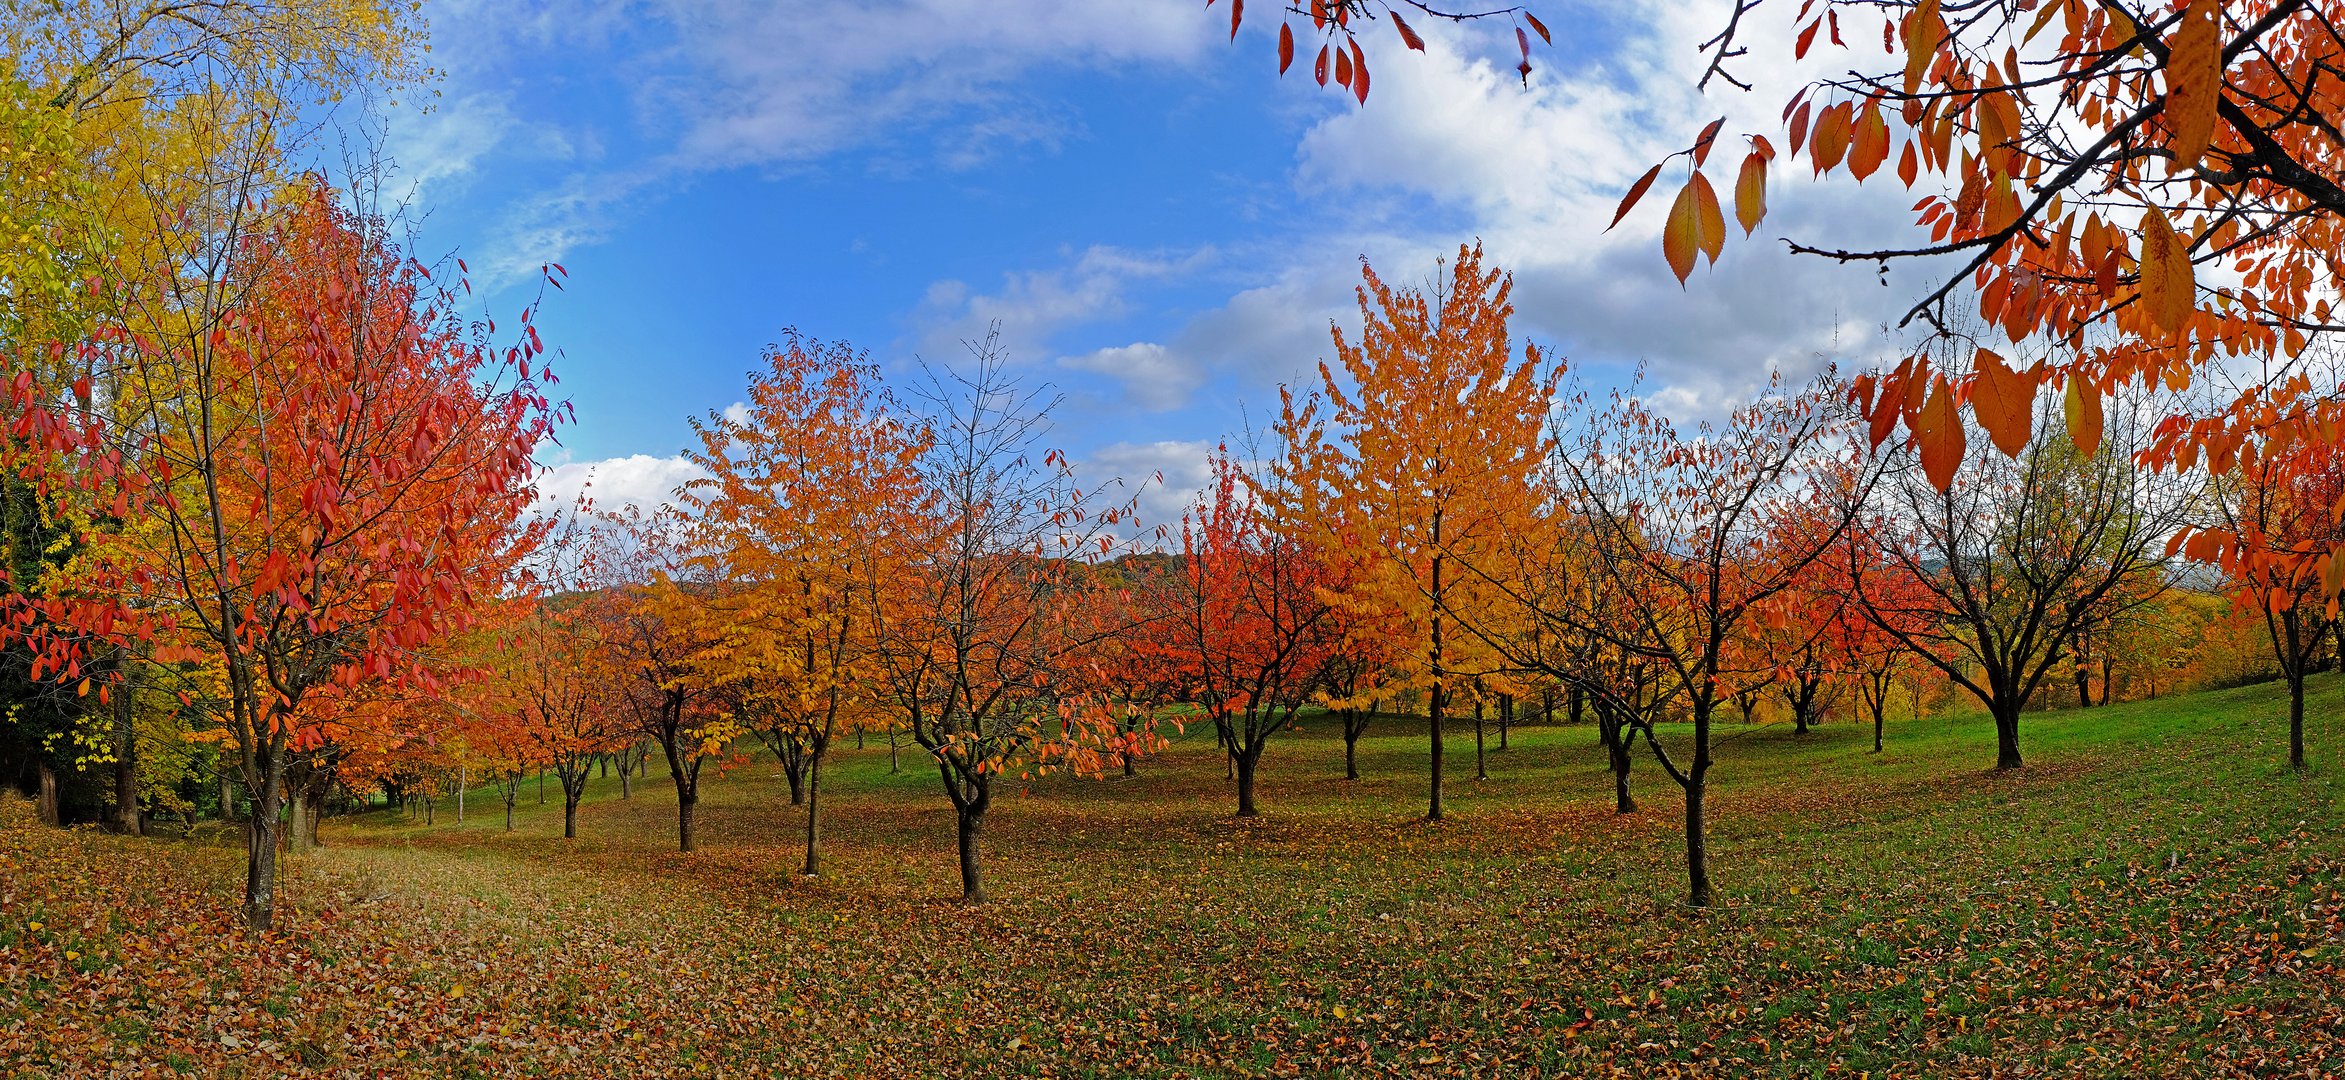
[4,677,2341,1078]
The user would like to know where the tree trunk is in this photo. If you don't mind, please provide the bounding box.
[1235,749,1259,817]
[1993,705,2024,770]
[1684,767,1711,907]
[113,689,141,836]
[1473,698,1487,781]
[538,769,545,805]
[1568,685,1583,725]
[1342,710,1367,781]
[243,755,286,930]
[35,763,59,826]
[2099,656,2114,706]
[287,785,312,853]
[2289,669,2307,770]
[956,806,985,903]
[1873,703,1885,754]
[1427,686,1445,821]
[785,760,805,806]
[802,750,823,877]
[1498,694,1512,751]
[563,795,579,839]
[620,754,632,799]
[1604,713,1635,814]
[2075,666,2092,710]
[218,771,238,823]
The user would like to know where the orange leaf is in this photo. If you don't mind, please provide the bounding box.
[1278,22,1295,74]
[1692,116,1726,168]
[1810,102,1853,173]
[1916,377,1965,491]
[2164,0,2222,170]
[2138,205,2195,334]
[1848,103,1890,181]
[1691,171,1725,264]
[1970,348,2033,456]
[1525,12,1551,44]
[1903,0,1942,94]
[2063,376,2104,458]
[1735,152,1767,236]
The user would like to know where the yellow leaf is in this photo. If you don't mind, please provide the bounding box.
[447,983,465,1000]
[2063,377,2104,458]
[1970,349,2034,457]
[1663,177,1702,284]
[2138,206,2194,334]
[2164,0,2222,170]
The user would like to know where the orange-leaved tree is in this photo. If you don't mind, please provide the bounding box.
[1273,242,1556,822]
[684,331,931,877]
[591,503,743,854]
[2201,434,2345,768]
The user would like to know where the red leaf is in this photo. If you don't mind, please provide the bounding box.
[1525,12,1552,44]
[1608,162,1665,232]
[1351,38,1369,103]
[1392,12,1425,50]
[1315,43,1330,86]
[1230,0,1244,40]
[1278,22,1295,74]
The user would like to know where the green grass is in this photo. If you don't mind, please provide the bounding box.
[4,677,2341,1077]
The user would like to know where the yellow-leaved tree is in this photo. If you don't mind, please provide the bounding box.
[1273,242,1557,822]
[685,331,931,877]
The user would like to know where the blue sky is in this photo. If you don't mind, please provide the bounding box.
[367,0,1935,526]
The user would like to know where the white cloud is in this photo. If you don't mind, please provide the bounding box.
[1060,0,1950,424]
[635,0,1218,170]
[535,453,706,516]
[912,245,1216,361]
[1077,438,1217,541]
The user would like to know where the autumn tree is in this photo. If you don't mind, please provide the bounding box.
[1855,394,2189,770]
[2199,435,2345,768]
[593,505,740,854]
[864,333,1147,903]
[684,333,929,875]
[99,184,552,929]
[1153,445,1343,817]
[489,529,629,842]
[1272,243,1555,823]
[1826,522,1933,753]
[1502,379,1864,906]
